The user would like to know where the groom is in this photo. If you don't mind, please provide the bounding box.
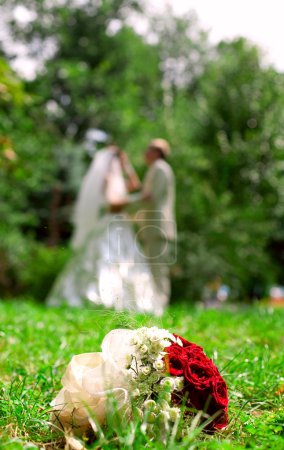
[127,138,176,307]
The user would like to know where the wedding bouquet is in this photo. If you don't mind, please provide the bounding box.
[51,327,228,440]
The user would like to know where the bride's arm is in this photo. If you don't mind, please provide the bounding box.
[119,152,141,192]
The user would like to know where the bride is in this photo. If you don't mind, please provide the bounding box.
[47,145,164,315]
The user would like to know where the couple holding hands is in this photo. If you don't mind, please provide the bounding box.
[48,139,176,316]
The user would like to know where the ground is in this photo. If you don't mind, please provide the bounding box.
[0,301,283,449]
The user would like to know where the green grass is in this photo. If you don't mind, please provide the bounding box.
[0,301,284,449]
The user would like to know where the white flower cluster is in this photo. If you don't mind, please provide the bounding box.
[124,327,184,439]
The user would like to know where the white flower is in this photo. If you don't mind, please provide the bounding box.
[131,336,142,347]
[146,411,156,423]
[143,399,156,411]
[159,392,172,403]
[141,365,151,376]
[140,344,148,354]
[147,327,175,344]
[50,353,129,434]
[125,354,132,366]
[153,359,165,371]
[168,407,180,422]
[101,329,135,371]
[158,410,170,422]
[140,422,147,435]
[159,399,170,411]
[50,327,183,438]
[132,388,140,397]
[134,407,143,421]
[151,341,164,353]
[161,339,172,348]
[160,377,175,390]
[174,377,184,391]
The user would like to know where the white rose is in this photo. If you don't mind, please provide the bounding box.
[51,329,137,435]
[50,353,129,434]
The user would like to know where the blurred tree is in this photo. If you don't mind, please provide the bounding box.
[172,39,284,298]
[1,0,284,302]
[3,0,159,142]
[0,54,86,296]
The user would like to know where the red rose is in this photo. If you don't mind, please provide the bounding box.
[166,343,187,376]
[211,409,228,430]
[166,337,229,430]
[183,357,218,390]
[206,378,228,430]
[212,375,228,408]
[183,343,206,360]
[173,334,204,353]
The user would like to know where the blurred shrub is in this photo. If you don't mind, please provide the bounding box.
[0,224,70,300]
[19,244,71,301]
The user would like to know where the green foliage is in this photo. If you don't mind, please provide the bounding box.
[1,1,284,300]
[0,302,284,448]
[170,39,284,298]
[0,57,85,296]
[19,244,71,300]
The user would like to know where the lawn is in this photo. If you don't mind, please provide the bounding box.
[0,301,283,449]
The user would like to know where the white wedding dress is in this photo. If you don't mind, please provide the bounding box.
[47,147,164,315]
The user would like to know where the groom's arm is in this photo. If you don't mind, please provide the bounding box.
[126,165,167,213]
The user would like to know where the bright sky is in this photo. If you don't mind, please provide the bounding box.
[149,0,284,71]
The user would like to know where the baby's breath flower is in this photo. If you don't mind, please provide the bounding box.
[174,377,184,391]
[125,354,132,366]
[151,341,163,353]
[143,399,156,410]
[159,399,170,411]
[168,407,180,422]
[161,339,171,348]
[153,359,164,371]
[140,422,147,434]
[146,411,156,423]
[159,391,172,403]
[160,377,175,390]
[158,410,170,422]
[141,365,151,376]
[140,344,148,354]
[132,388,140,397]
[134,407,143,421]
[131,335,142,347]
[146,424,156,439]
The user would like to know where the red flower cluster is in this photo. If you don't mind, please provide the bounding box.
[166,335,228,430]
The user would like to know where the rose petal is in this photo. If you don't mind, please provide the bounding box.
[101,329,135,371]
